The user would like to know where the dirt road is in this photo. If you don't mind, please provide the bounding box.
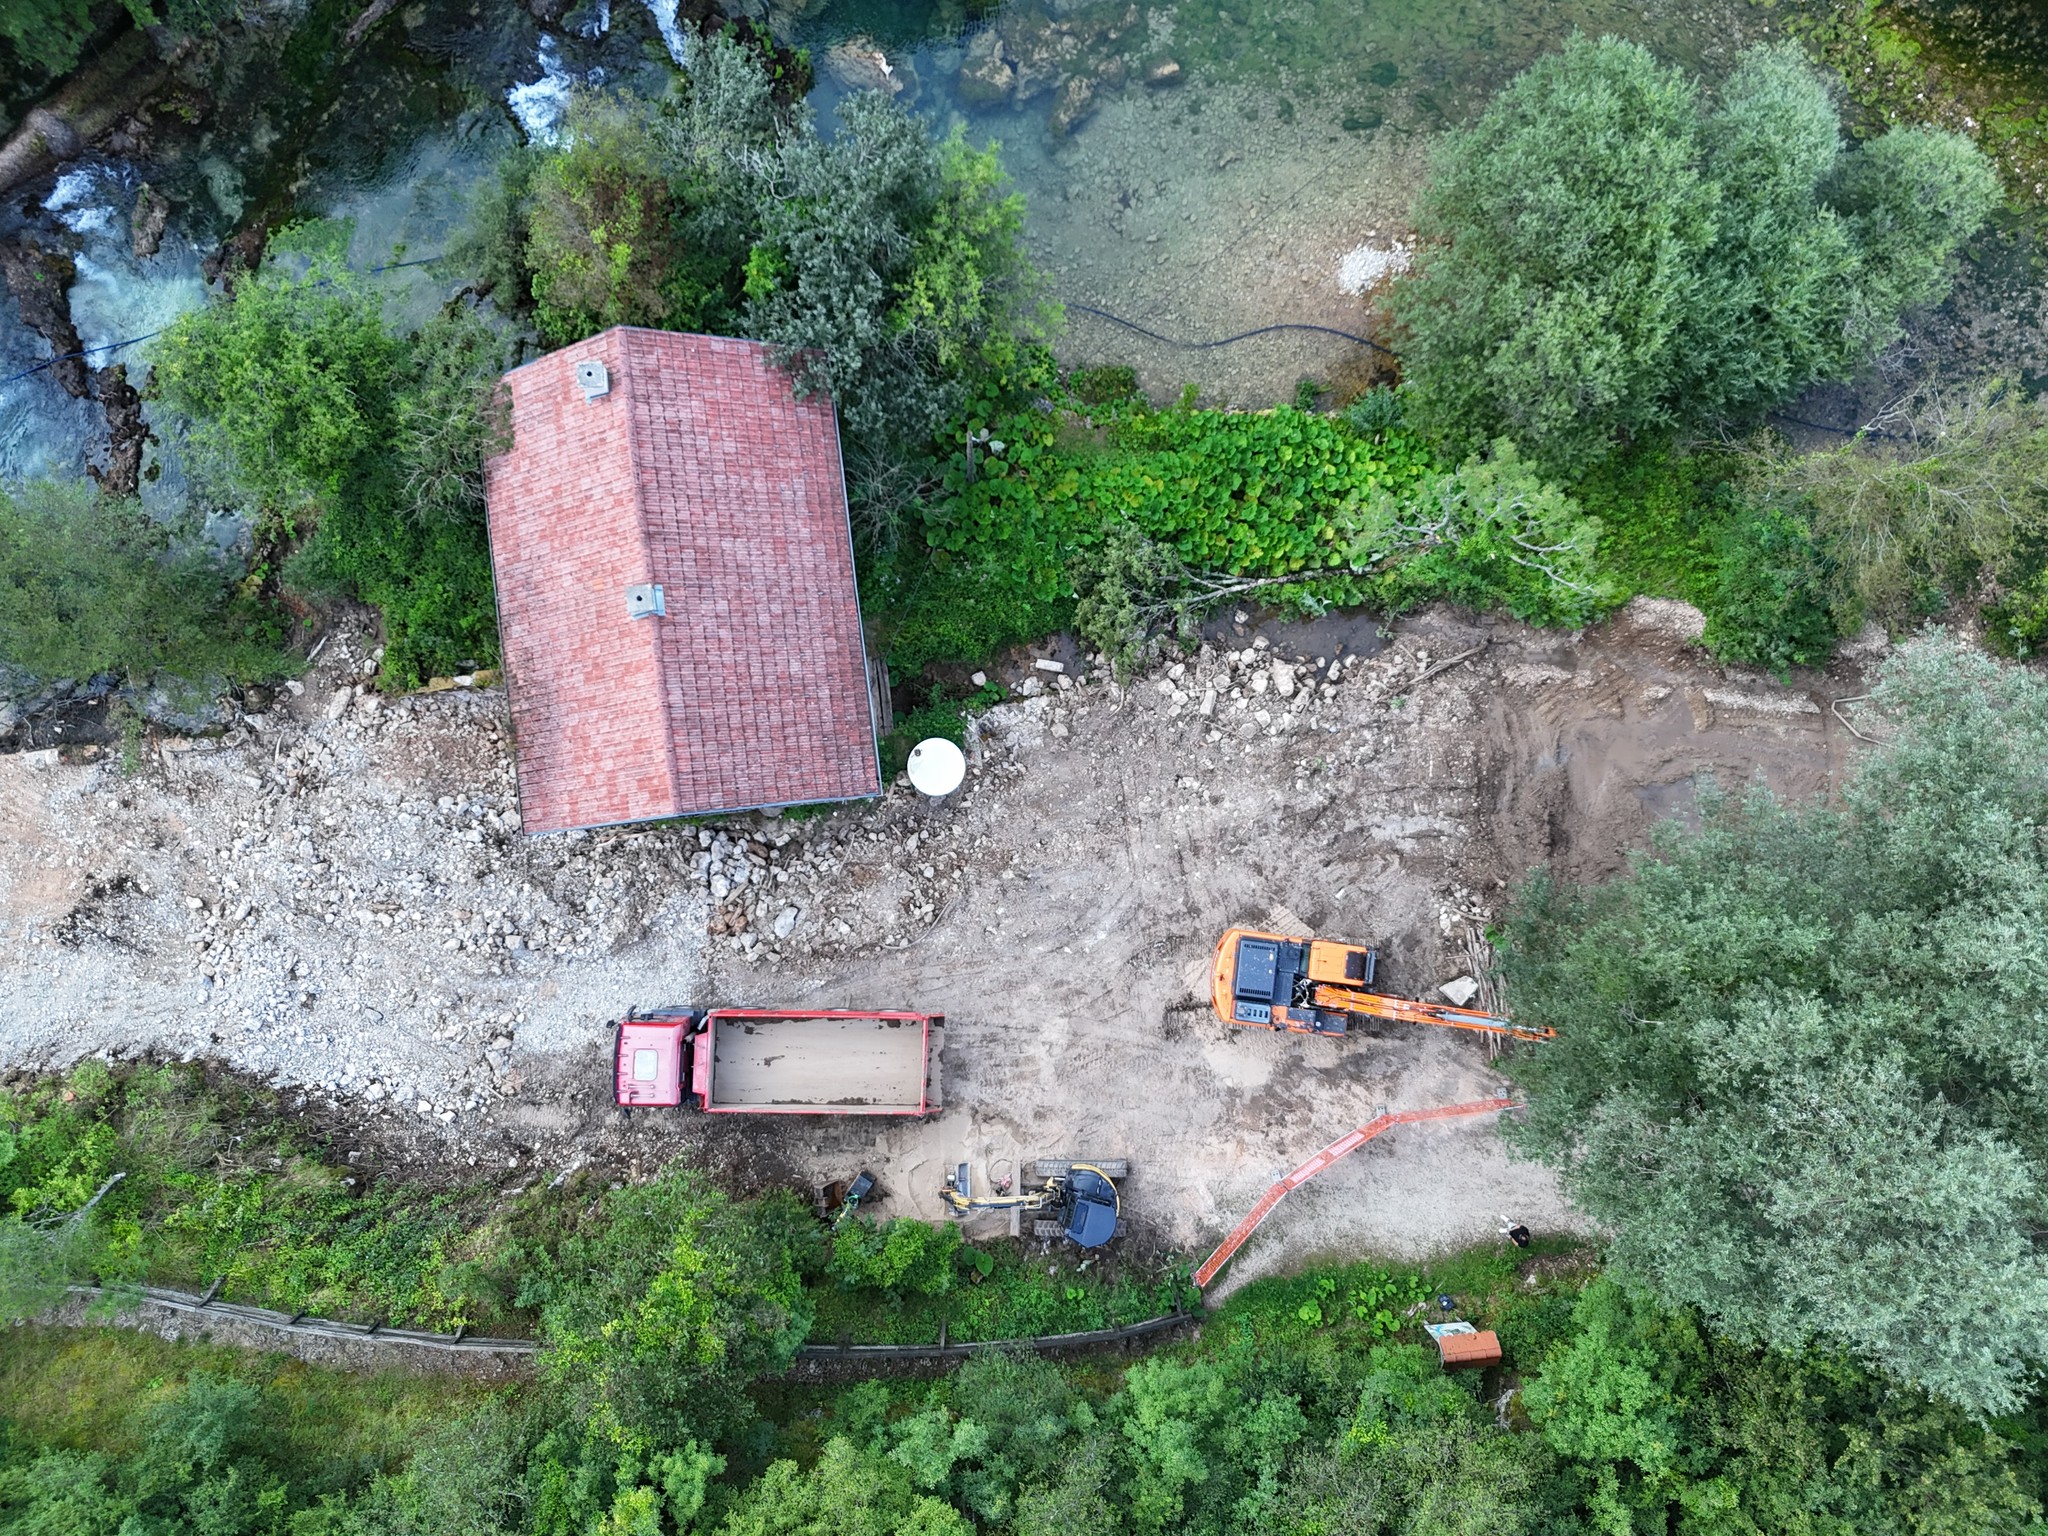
[0,601,1871,1289]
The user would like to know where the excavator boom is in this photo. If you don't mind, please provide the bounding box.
[1212,927,1555,1041]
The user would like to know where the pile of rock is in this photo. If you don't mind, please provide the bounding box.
[954,2,1177,137]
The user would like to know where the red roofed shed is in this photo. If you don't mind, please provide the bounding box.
[483,327,882,834]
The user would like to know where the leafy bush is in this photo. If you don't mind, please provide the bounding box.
[1068,365,1140,407]
[1341,385,1404,438]
[1500,634,2048,1414]
[530,1167,817,1443]
[1699,502,1839,673]
[923,404,1614,670]
[874,556,1073,679]
[827,1216,961,1297]
[155,264,512,686]
[1390,35,1998,471]
[0,480,293,691]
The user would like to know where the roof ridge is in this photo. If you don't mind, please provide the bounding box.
[615,328,687,819]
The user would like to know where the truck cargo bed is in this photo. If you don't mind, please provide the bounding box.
[703,1012,940,1114]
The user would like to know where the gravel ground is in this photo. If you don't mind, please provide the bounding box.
[0,602,1872,1284]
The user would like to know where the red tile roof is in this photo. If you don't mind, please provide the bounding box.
[483,327,881,834]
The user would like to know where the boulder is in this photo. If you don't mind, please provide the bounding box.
[130,183,170,260]
[956,29,1016,107]
[1000,8,1080,100]
[1048,73,1097,137]
[822,38,904,94]
[1439,975,1480,1007]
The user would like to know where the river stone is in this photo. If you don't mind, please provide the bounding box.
[1048,73,1097,137]
[822,39,903,94]
[131,184,170,260]
[1000,9,1080,100]
[956,30,1016,107]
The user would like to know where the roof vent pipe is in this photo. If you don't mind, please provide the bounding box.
[576,361,611,402]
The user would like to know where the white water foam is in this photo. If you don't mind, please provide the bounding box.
[642,0,692,67]
[507,35,575,144]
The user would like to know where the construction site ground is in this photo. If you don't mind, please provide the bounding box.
[0,600,1875,1297]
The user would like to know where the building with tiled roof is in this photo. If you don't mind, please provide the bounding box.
[482,327,882,835]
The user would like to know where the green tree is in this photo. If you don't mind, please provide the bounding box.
[1269,1345,1545,1536]
[156,267,403,527]
[524,92,688,348]
[533,1169,816,1445]
[1500,633,2048,1415]
[491,37,1054,546]
[716,1438,971,1536]
[1391,36,1997,471]
[0,480,291,690]
[1747,381,2048,645]
[155,264,510,686]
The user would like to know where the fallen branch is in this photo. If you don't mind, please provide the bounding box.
[1409,642,1489,690]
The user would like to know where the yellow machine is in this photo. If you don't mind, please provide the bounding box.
[1210,927,1556,1041]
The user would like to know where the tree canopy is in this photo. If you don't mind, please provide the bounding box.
[1500,633,2048,1414]
[0,479,289,690]
[1390,36,1999,472]
[489,37,1055,544]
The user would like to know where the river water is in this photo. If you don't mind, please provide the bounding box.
[0,0,1985,487]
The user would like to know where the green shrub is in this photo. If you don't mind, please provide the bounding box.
[926,405,1614,665]
[155,264,511,686]
[1390,35,1998,472]
[1700,503,1839,672]
[0,480,293,691]
[876,557,1074,679]
[827,1216,961,1298]
[1067,365,1140,407]
[1341,385,1403,438]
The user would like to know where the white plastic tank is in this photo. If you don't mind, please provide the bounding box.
[906,737,967,799]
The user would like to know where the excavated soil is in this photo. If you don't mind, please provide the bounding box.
[0,601,1876,1294]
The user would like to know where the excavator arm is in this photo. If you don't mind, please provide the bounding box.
[1306,983,1556,1042]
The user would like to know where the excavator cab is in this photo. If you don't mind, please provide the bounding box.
[1218,930,1373,1034]
[1056,1165,1121,1247]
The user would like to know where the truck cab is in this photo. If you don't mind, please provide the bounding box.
[615,1010,705,1107]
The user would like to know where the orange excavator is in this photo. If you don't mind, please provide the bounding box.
[1210,927,1557,1043]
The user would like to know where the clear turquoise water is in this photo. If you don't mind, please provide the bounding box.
[0,0,1792,483]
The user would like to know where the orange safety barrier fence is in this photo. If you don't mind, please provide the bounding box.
[1191,1097,1517,1289]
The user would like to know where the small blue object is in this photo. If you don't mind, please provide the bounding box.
[1437,1294,1455,1311]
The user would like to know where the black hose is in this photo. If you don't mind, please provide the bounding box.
[1065,301,1398,357]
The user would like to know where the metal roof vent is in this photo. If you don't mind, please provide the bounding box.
[576,360,610,402]
[625,583,665,620]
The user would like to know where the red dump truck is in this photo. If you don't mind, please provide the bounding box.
[613,1008,944,1116]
